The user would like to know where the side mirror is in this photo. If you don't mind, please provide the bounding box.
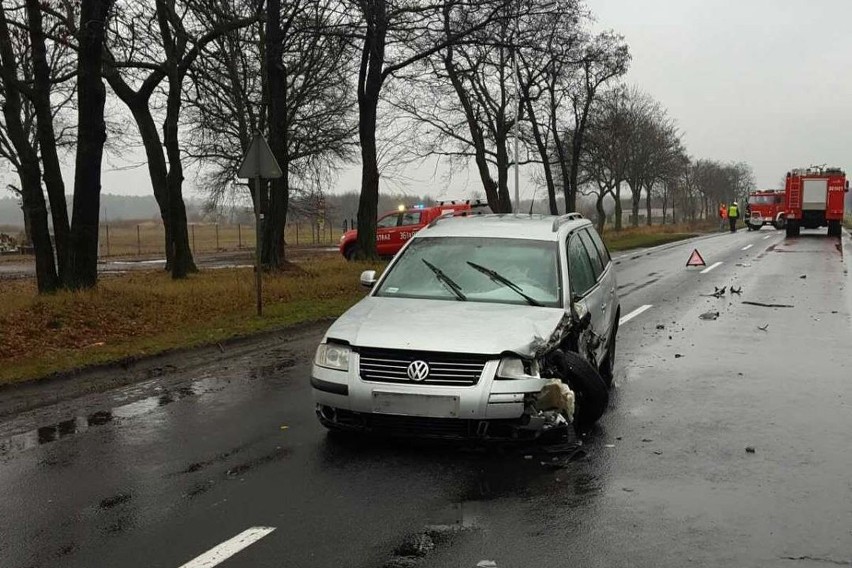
[360,270,377,288]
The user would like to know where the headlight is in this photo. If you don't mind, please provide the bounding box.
[315,342,351,371]
[496,356,539,379]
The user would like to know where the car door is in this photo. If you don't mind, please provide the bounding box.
[375,212,402,256]
[580,228,617,345]
[398,210,423,247]
[566,230,607,366]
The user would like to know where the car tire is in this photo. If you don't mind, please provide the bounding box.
[774,217,786,230]
[548,349,609,434]
[599,322,618,388]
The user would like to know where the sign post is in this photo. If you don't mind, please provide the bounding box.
[237,132,283,316]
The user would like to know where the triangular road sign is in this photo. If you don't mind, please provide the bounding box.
[686,249,706,267]
[237,133,283,179]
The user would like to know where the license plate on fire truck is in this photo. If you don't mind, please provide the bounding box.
[372,391,460,418]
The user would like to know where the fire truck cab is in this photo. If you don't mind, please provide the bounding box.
[745,190,786,231]
[339,200,488,260]
[784,166,849,237]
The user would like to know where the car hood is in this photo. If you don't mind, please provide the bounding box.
[324,297,568,357]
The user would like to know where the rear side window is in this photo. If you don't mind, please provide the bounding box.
[578,230,604,280]
[567,234,596,298]
[585,228,611,266]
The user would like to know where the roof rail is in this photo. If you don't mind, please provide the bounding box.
[427,209,486,228]
[551,212,584,232]
[436,198,489,208]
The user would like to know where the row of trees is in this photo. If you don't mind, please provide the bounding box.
[0,0,754,294]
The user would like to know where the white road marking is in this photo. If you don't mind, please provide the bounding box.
[700,261,723,274]
[763,235,771,240]
[178,527,276,568]
[742,244,753,251]
[619,304,653,326]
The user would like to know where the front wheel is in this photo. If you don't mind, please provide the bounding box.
[547,349,609,435]
[774,217,786,230]
[343,244,359,261]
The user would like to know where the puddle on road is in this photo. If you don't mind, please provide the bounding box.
[0,380,212,459]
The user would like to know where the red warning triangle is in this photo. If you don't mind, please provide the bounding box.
[686,249,706,267]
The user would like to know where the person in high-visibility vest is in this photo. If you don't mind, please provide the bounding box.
[719,203,728,231]
[727,201,739,233]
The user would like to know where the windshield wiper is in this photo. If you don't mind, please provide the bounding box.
[466,261,544,307]
[422,259,467,301]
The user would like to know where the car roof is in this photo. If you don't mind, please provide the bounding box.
[414,213,592,241]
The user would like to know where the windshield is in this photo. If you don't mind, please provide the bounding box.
[374,237,561,307]
[748,195,781,205]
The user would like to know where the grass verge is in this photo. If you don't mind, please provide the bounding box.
[0,258,380,386]
[602,221,716,252]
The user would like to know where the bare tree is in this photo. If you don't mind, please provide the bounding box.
[349,0,513,259]
[185,0,355,269]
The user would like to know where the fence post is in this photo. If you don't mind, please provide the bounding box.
[215,223,219,251]
[106,224,110,257]
[238,223,242,249]
[136,225,141,255]
[191,224,196,254]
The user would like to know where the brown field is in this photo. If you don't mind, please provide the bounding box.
[96,220,344,257]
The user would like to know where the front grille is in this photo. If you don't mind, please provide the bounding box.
[357,347,488,386]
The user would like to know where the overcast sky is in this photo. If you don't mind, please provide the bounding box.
[50,0,852,200]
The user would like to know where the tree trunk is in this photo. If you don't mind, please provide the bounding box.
[130,104,172,268]
[163,75,197,278]
[614,181,623,231]
[25,0,71,281]
[629,180,641,227]
[645,183,653,226]
[262,0,289,269]
[524,98,558,215]
[67,0,113,289]
[495,130,512,213]
[355,5,386,260]
[595,190,606,233]
[0,0,59,292]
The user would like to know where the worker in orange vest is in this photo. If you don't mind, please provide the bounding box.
[719,203,728,231]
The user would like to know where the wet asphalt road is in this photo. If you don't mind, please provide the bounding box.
[2,227,852,568]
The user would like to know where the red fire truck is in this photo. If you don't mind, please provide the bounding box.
[339,200,486,260]
[744,190,786,231]
[784,167,849,237]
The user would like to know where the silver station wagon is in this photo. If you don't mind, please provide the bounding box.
[311,213,620,440]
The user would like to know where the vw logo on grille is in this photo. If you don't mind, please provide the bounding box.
[406,360,430,382]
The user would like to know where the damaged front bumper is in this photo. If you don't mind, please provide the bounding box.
[312,361,576,441]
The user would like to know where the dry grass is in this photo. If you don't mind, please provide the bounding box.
[602,221,717,251]
[0,257,380,385]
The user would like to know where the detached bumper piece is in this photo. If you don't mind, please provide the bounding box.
[316,406,542,441]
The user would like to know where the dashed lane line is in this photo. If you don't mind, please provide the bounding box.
[763,235,772,240]
[619,304,653,326]
[700,261,723,274]
[742,244,754,251]
[178,527,276,568]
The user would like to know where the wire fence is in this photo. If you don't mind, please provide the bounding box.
[96,220,352,258]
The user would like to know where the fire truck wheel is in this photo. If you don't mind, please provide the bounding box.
[344,244,359,261]
[547,349,609,434]
[774,218,786,230]
[786,220,800,238]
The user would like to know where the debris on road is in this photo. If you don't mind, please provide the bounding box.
[699,311,720,320]
[745,446,756,454]
[731,286,742,295]
[702,286,727,298]
[653,450,663,455]
[799,274,807,279]
[674,353,684,358]
[604,444,615,448]
[641,438,653,443]
[757,324,769,332]
[477,561,498,568]
[742,301,794,308]
[656,324,665,330]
